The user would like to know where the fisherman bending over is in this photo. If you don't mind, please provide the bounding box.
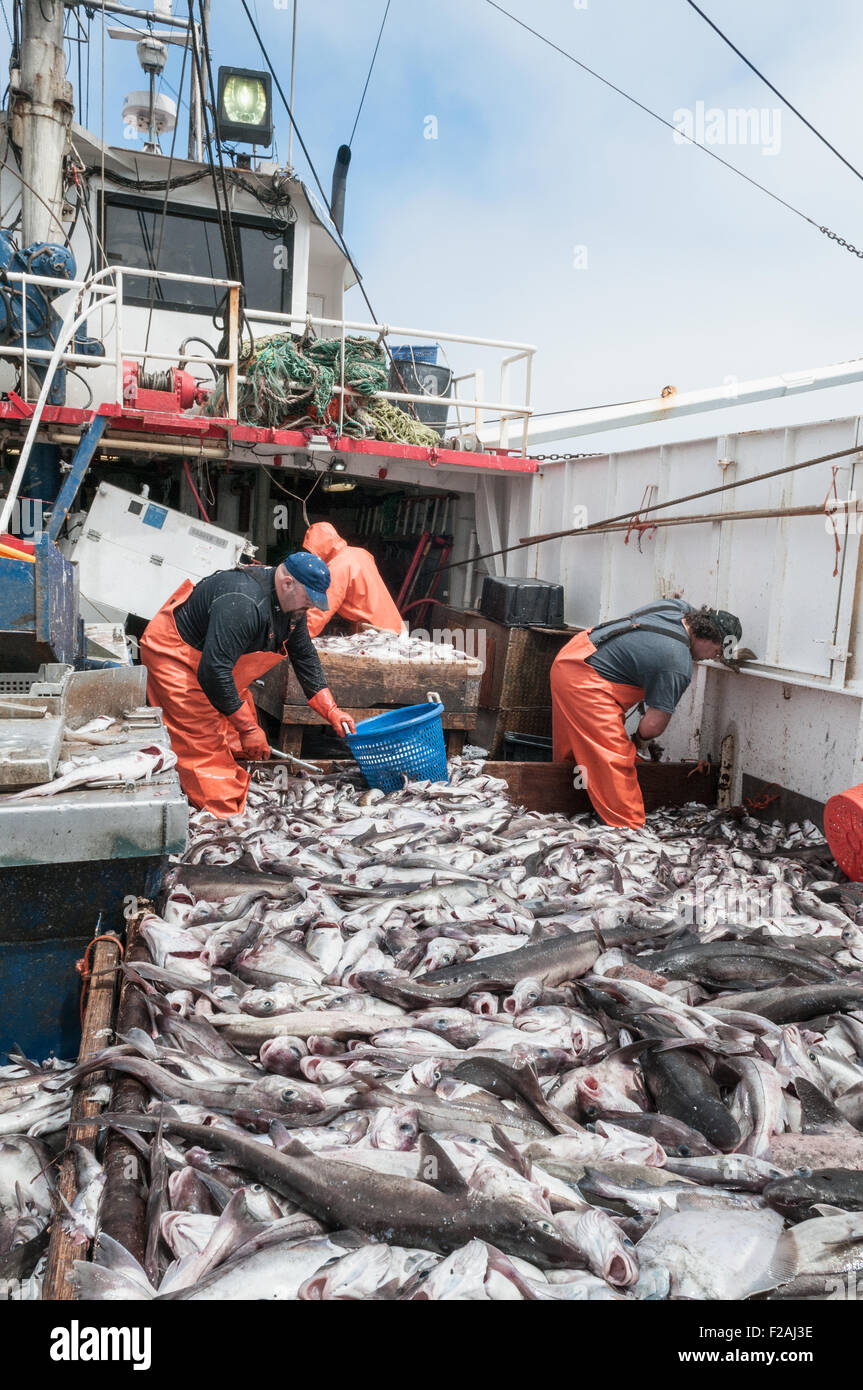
[302,521,404,637]
[550,599,742,829]
[141,554,356,817]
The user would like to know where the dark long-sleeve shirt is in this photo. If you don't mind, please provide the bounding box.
[174,565,328,716]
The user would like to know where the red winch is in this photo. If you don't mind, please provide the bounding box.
[123,360,211,413]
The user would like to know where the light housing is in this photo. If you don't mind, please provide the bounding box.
[216,67,273,147]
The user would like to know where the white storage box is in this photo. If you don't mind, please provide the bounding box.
[72,483,254,621]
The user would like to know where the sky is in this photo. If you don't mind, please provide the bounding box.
[3,0,863,452]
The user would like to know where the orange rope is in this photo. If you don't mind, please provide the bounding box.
[624,484,658,549]
[744,785,782,811]
[76,934,125,1028]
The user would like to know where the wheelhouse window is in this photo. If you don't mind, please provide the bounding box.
[101,192,294,315]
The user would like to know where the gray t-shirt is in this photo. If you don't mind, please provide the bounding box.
[585,599,694,713]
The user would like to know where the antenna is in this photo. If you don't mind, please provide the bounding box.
[106,10,205,161]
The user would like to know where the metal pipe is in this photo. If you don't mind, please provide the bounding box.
[19,0,71,247]
[486,357,863,447]
[242,308,536,352]
[0,285,120,533]
[46,431,227,458]
[328,384,527,416]
[330,144,351,234]
[586,504,830,532]
[288,0,297,169]
[65,1,194,31]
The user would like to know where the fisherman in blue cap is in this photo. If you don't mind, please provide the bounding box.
[140,553,357,816]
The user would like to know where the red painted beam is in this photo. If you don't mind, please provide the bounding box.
[0,400,538,473]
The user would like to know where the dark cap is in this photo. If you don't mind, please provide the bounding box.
[707,608,743,642]
[283,551,330,609]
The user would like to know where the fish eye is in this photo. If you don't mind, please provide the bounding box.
[251,1184,264,1192]
[677,1145,690,1157]
[261,1000,274,1012]
[807,1051,818,1061]
[622,1237,635,1248]
[534,1220,556,1234]
[282,1089,296,1102]
[584,1105,597,1119]
[399,1122,414,1132]
[795,1166,812,1178]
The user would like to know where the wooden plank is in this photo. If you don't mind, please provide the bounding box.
[99,915,151,1268]
[278,705,476,729]
[481,760,719,815]
[276,724,304,758]
[42,933,120,1302]
[258,652,482,715]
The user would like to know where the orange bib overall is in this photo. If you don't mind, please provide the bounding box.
[550,628,646,829]
[140,580,283,818]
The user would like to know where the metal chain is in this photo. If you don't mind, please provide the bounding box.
[820,226,863,258]
[528,451,602,461]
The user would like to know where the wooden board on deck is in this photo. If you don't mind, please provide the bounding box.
[480,760,719,815]
[275,705,476,728]
[278,757,719,816]
[256,651,482,720]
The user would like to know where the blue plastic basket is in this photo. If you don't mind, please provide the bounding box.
[345,701,449,792]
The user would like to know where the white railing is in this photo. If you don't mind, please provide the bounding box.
[243,308,535,452]
[0,263,536,459]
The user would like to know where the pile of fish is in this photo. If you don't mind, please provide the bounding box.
[313,628,477,663]
[7,760,863,1300]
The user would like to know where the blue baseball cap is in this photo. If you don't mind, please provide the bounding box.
[283,551,330,609]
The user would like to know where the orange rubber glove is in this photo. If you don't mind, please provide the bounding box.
[227,706,270,760]
[308,687,356,737]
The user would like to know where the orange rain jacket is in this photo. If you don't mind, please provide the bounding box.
[550,628,647,829]
[140,579,283,818]
[303,522,402,638]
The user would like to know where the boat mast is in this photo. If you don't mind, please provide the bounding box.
[17,0,73,247]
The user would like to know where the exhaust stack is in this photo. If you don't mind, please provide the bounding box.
[330,144,352,234]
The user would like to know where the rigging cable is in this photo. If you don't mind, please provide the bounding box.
[482,0,863,260]
[349,0,391,147]
[187,0,250,359]
[682,0,863,188]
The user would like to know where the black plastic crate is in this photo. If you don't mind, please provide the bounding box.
[479,576,565,628]
[502,731,554,762]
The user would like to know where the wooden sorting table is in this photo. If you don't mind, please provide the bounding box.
[253,647,483,757]
[428,603,578,757]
